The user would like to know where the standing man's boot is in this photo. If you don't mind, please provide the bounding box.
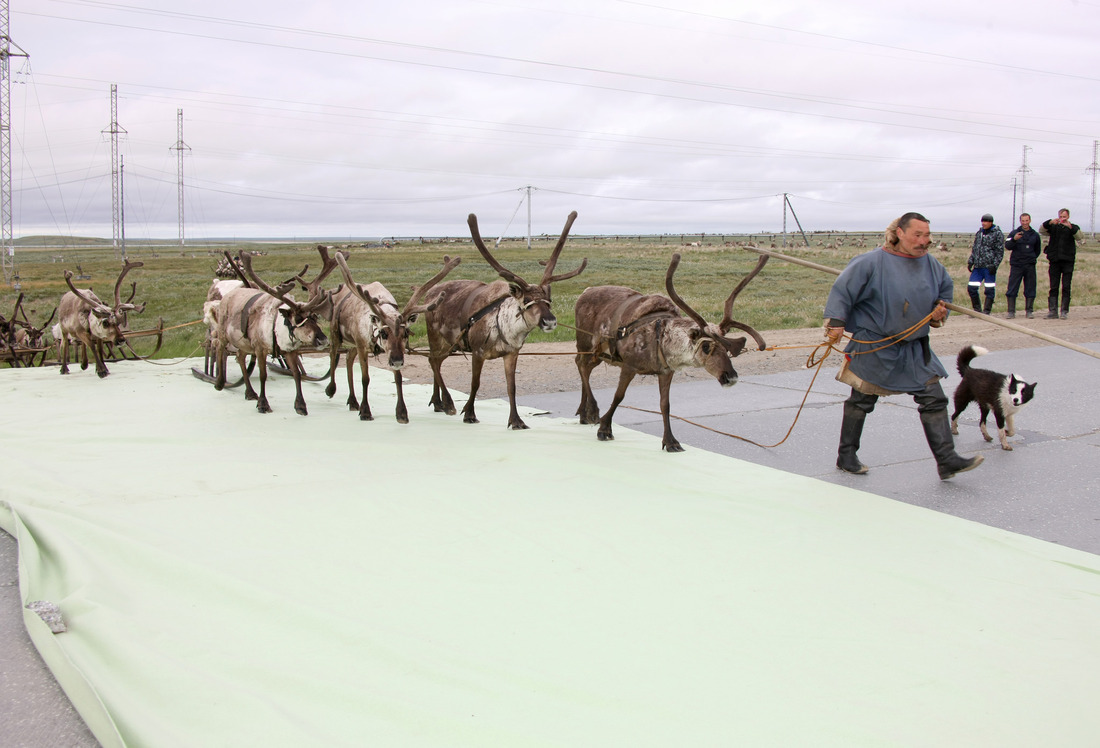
[920,409,984,480]
[983,294,994,315]
[968,288,982,312]
[1005,297,1016,319]
[1024,298,1034,319]
[837,402,869,474]
[1046,295,1059,319]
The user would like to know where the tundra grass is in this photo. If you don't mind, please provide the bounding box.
[4,234,1099,358]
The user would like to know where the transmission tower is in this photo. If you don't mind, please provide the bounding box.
[1088,140,1098,239]
[170,109,190,246]
[1016,145,1032,215]
[1,0,28,285]
[103,84,126,258]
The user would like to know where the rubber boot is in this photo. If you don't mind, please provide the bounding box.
[968,288,981,312]
[836,403,869,474]
[920,409,984,480]
[1005,297,1015,319]
[983,294,994,315]
[1046,296,1058,319]
[1025,298,1034,319]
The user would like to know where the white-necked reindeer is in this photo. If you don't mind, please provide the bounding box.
[327,253,461,423]
[58,259,146,378]
[421,211,587,429]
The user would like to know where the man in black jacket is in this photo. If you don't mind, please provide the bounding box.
[1041,208,1081,319]
[1004,213,1042,318]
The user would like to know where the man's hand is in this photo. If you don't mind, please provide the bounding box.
[824,324,845,344]
[930,300,948,323]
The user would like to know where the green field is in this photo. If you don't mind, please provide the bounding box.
[4,232,1098,360]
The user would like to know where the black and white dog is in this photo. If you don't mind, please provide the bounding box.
[950,345,1037,451]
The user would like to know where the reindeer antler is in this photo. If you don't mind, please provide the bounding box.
[539,211,587,284]
[664,254,709,329]
[295,246,343,314]
[221,251,254,288]
[334,252,390,320]
[468,214,526,287]
[402,255,462,317]
[719,255,768,352]
[113,260,144,309]
[64,270,111,314]
[240,252,300,310]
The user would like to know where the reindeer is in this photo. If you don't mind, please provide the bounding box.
[573,253,768,452]
[422,211,587,430]
[1,295,56,367]
[214,247,338,415]
[328,253,461,423]
[57,260,146,378]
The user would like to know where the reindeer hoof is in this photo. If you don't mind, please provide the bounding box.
[325,383,336,398]
[60,368,69,375]
[663,442,685,453]
[463,414,479,424]
[509,420,529,430]
[359,412,373,421]
[97,369,109,379]
[257,403,272,414]
[597,430,614,442]
[396,415,409,425]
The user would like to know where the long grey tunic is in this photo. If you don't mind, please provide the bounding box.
[823,248,952,392]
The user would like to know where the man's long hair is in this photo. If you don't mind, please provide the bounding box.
[884,212,929,247]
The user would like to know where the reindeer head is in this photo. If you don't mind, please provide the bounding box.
[64,260,146,343]
[240,248,340,352]
[336,252,461,370]
[468,211,587,333]
[664,253,768,386]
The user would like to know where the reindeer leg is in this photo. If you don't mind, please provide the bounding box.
[325,340,340,399]
[239,351,259,402]
[503,350,527,430]
[429,355,456,415]
[575,351,601,424]
[658,372,683,452]
[59,336,70,375]
[214,339,228,390]
[79,341,89,370]
[462,355,485,424]
[287,352,308,416]
[343,348,360,411]
[394,370,409,424]
[598,368,636,442]
[94,342,110,378]
[357,346,372,421]
[255,355,272,413]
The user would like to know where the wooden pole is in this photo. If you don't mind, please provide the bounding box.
[742,245,1100,362]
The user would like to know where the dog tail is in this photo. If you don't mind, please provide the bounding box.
[956,345,989,375]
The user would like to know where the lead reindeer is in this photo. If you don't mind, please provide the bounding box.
[422,211,587,429]
[574,253,768,452]
[58,259,146,378]
[214,247,339,415]
[328,252,461,423]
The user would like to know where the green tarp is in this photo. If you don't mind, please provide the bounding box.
[3,360,1099,746]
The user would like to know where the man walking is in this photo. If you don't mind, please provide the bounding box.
[967,213,1004,314]
[1004,213,1042,318]
[1041,208,1081,319]
[824,212,983,481]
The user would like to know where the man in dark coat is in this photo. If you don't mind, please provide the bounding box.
[967,213,1004,314]
[1004,212,1042,318]
[1041,208,1081,319]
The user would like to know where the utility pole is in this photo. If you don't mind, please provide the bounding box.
[1087,139,1098,239]
[170,108,190,246]
[1,0,28,286]
[525,184,532,250]
[781,193,788,247]
[119,156,126,260]
[103,84,126,258]
[1011,177,1017,225]
[1016,145,1032,215]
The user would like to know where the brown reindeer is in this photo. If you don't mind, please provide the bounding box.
[422,211,587,429]
[574,253,768,452]
[58,260,146,378]
[214,247,338,415]
[328,253,461,423]
[1,294,56,367]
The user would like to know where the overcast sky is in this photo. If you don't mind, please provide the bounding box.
[8,0,1100,240]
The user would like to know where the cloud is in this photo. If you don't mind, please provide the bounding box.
[9,0,1100,240]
